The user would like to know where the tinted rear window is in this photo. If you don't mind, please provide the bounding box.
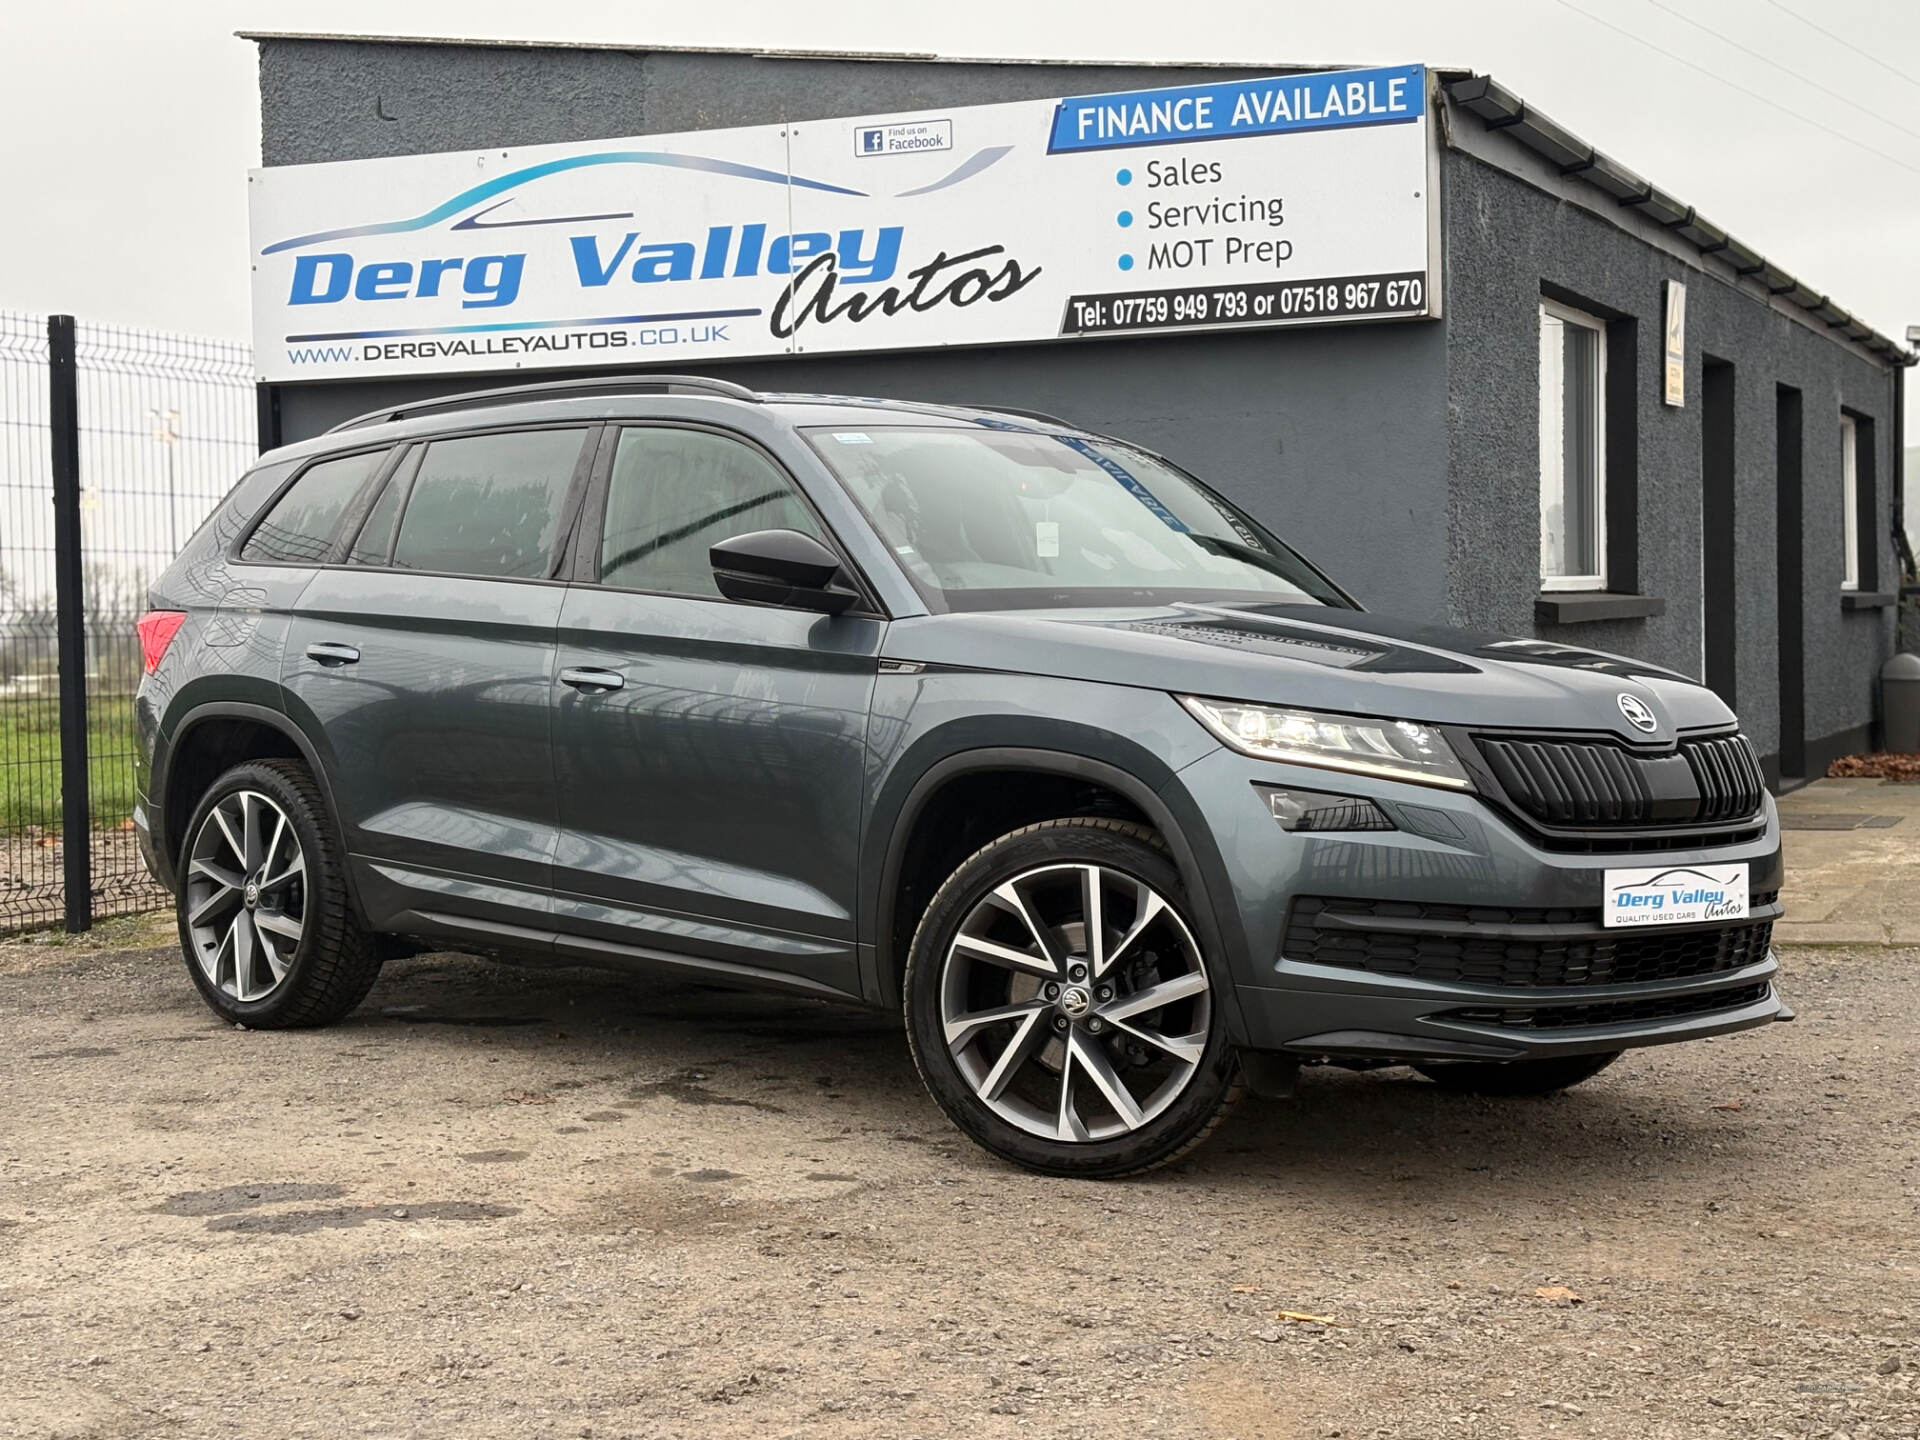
[346,449,418,565]
[391,429,587,579]
[240,450,386,564]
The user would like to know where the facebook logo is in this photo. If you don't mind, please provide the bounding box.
[852,119,949,157]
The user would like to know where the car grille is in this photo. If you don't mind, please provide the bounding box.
[1284,893,1779,988]
[1474,731,1765,831]
[1436,982,1773,1030]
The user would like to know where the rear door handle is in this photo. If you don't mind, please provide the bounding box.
[305,642,360,667]
[559,666,625,693]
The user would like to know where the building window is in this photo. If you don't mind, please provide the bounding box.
[1539,300,1608,591]
[1840,414,1860,591]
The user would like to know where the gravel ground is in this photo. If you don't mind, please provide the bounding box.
[1,929,1914,1440]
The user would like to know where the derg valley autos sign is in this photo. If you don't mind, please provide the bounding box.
[248,65,1436,382]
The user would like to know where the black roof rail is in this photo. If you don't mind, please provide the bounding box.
[324,374,762,434]
[970,404,1077,429]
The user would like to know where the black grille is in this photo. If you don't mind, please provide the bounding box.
[1475,731,1765,831]
[1683,734,1770,823]
[1437,982,1773,1031]
[1499,823,1768,855]
[1284,893,1779,988]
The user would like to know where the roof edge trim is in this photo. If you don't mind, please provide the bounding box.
[1442,73,1913,367]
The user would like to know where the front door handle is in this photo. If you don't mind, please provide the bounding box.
[305,642,360,667]
[559,666,625,693]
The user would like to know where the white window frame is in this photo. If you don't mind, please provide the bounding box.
[1538,299,1609,592]
[1840,414,1860,591]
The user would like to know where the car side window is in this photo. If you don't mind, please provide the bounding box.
[240,449,388,564]
[391,428,587,579]
[599,427,824,597]
[346,448,420,566]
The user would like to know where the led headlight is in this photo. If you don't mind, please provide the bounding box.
[1179,696,1473,791]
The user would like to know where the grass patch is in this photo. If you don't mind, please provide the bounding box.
[0,697,142,836]
[0,908,173,957]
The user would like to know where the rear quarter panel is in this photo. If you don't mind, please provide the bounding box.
[136,460,311,877]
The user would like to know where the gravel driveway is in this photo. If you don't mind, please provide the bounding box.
[2,932,1914,1439]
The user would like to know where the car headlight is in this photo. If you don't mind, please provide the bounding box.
[1178,696,1473,791]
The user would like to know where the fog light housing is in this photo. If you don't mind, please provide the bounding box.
[1261,786,1396,833]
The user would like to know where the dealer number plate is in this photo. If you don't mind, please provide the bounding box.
[1603,864,1749,929]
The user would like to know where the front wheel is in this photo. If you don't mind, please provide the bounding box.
[1414,1051,1622,1095]
[176,758,380,1028]
[904,819,1241,1178]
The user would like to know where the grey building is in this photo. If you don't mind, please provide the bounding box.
[245,33,1913,786]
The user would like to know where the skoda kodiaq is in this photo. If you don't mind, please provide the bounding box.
[133,376,1789,1177]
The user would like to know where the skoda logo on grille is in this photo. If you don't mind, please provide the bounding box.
[1617,693,1659,733]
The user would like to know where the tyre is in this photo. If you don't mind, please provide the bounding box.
[176,758,381,1028]
[904,818,1241,1178]
[1414,1051,1621,1095]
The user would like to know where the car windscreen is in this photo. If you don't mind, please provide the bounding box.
[802,424,1350,612]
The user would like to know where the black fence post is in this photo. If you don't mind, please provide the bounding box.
[48,314,91,933]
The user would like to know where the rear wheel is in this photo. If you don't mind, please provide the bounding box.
[1414,1051,1621,1095]
[904,819,1240,1178]
[176,759,380,1028]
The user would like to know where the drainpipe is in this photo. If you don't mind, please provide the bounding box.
[1898,341,1916,661]
[1900,330,1916,588]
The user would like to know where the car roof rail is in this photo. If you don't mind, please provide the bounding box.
[324,374,763,434]
[970,404,1077,429]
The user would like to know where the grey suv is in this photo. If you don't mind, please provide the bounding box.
[133,375,1789,1177]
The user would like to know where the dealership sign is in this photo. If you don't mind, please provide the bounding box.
[247,65,1437,382]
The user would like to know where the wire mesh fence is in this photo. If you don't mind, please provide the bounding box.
[0,312,256,933]
[1,314,59,930]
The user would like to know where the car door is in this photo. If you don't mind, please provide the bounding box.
[281,424,596,935]
[550,422,883,998]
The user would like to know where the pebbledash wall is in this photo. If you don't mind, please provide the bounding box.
[247,35,1911,785]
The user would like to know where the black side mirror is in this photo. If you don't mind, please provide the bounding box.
[710,529,860,615]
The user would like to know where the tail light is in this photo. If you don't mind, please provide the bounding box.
[136,611,187,674]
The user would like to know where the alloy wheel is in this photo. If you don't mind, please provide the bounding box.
[184,789,308,1003]
[939,862,1212,1142]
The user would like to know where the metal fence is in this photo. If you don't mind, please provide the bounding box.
[1,312,256,934]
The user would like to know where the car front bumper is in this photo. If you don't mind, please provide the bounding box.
[1165,746,1790,1063]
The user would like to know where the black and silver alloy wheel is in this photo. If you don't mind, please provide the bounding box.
[942,861,1210,1141]
[175,759,382,1029]
[186,788,307,1003]
[906,819,1240,1178]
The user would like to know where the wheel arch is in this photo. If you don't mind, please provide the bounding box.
[152,701,344,894]
[868,747,1247,1039]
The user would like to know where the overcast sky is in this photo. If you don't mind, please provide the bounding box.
[4,0,1916,438]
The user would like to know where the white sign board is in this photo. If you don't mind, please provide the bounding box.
[1603,863,1748,929]
[1664,278,1687,407]
[248,65,1436,383]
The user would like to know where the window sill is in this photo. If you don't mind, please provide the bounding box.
[1840,590,1896,611]
[1535,592,1666,624]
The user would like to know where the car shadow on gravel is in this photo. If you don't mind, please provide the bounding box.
[337,953,1750,1193]
[1181,1061,1745,1196]
[74,947,1746,1192]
